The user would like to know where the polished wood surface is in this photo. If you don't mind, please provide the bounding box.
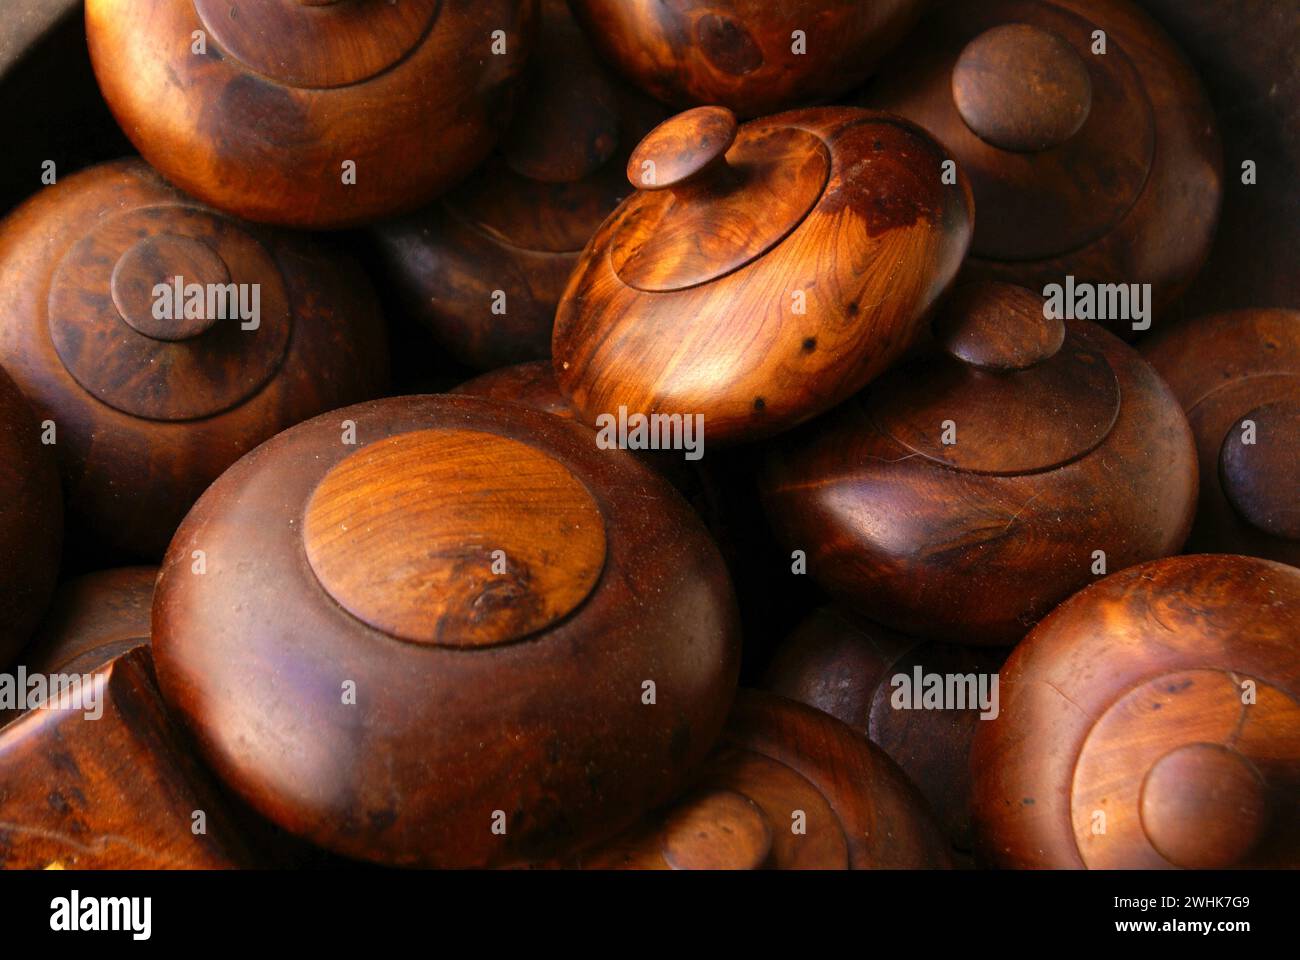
[303,429,608,648]
[764,607,1009,854]
[864,0,1222,326]
[562,690,951,868]
[153,395,741,867]
[85,0,536,228]
[1142,308,1300,566]
[569,0,926,117]
[761,283,1198,644]
[971,554,1300,869]
[22,567,155,679]
[0,160,389,559]
[0,648,259,868]
[453,361,579,422]
[554,106,974,444]
[0,361,60,667]
[369,0,664,369]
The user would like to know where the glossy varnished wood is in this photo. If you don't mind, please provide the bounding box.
[0,362,60,667]
[554,106,974,444]
[864,0,1222,326]
[453,361,579,422]
[0,160,389,559]
[22,567,155,679]
[1142,309,1300,566]
[569,0,927,117]
[971,554,1300,869]
[763,608,1009,854]
[561,691,951,869]
[0,648,259,868]
[85,0,536,228]
[152,395,741,868]
[369,0,664,369]
[761,283,1198,644]
[302,429,608,647]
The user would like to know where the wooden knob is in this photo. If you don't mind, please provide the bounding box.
[952,24,1092,153]
[660,789,773,870]
[1219,400,1300,540]
[627,106,737,190]
[110,234,229,341]
[1140,743,1268,869]
[934,281,1065,371]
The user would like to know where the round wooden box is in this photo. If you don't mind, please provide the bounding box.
[761,282,1198,645]
[864,0,1222,326]
[0,160,389,559]
[1142,308,1300,566]
[562,690,951,869]
[971,554,1300,869]
[151,394,742,867]
[568,0,927,118]
[22,567,155,678]
[0,362,61,667]
[553,105,974,445]
[371,0,665,371]
[764,607,1009,853]
[85,0,537,228]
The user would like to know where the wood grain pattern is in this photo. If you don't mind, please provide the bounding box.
[559,690,951,869]
[0,361,60,668]
[1142,308,1300,565]
[613,112,831,292]
[761,286,1198,644]
[863,0,1222,327]
[85,0,536,228]
[368,0,665,370]
[763,607,1010,854]
[0,648,260,868]
[303,429,607,648]
[569,0,927,117]
[554,107,974,444]
[970,554,1300,869]
[152,395,741,867]
[0,160,389,559]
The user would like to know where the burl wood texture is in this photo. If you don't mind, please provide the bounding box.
[554,106,974,445]
[0,362,60,668]
[1143,309,1300,566]
[0,648,258,868]
[864,0,1222,326]
[371,0,665,370]
[569,0,926,117]
[85,0,536,229]
[971,554,1300,869]
[152,395,741,868]
[764,607,1010,853]
[0,160,389,559]
[563,691,951,869]
[761,286,1198,644]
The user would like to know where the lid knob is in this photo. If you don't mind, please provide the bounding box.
[952,24,1093,153]
[1140,743,1268,868]
[934,282,1066,372]
[627,106,738,191]
[1219,400,1300,540]
[659,789,773,870]
[110,234,230,342]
